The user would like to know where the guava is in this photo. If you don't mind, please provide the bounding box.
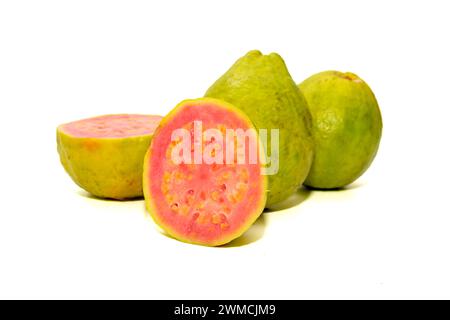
[57,114,162,199]
[298,71,383,189]
[205,50,314,207]
[143,98,267,246]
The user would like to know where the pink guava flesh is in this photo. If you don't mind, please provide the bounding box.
[60,114,162,138]
[144,98,267,246]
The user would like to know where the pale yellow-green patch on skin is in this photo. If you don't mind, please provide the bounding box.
[205,50,314,208]
[143,98,268,247]
[57,128,153,200]
[299,71,383,189]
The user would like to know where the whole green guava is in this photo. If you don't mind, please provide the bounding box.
[298,71,382,189]
[206,50,314,207]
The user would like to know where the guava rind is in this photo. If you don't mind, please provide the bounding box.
[57,115,162,200]
[143,98,267,246]
[205,50,314,207]
[298,71,383,189]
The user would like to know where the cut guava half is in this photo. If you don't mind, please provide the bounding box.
[57,114,162,199]
[143,98,267,246]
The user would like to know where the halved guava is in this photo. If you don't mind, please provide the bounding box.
[57,114,162,199]
[143,98,267,246]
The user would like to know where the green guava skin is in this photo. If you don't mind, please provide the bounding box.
[57,131,153,199]
[298,71,383,189]
[205,50,314,207]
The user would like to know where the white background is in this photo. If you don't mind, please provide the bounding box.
[1,0,449,299]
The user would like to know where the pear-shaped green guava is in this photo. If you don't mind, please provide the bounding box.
[298,71,382,189]
[205,50,314,207]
